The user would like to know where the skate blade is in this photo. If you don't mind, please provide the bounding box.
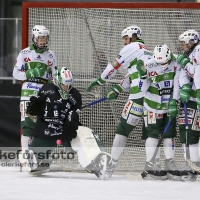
[143,174,168,180]
[167,173,182,181]
[181,174,197,182]
[29,169,50,176]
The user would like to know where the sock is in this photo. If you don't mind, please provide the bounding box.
[111,134,127,161]
[182,143,187,160]
[163,138,175,159]
[189,143,200,162]
[145,137,159,162]
[21,135,30,151]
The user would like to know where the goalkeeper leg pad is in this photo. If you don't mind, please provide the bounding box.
[18,150,51,176]
[71,126,111,179]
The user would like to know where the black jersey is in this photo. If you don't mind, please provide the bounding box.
[32,83,82,139]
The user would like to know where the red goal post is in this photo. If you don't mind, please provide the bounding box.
[22,2,200,173]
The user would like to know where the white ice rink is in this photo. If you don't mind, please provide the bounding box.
[0,166,200,200]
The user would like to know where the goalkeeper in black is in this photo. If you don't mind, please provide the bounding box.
[19,67,82,175]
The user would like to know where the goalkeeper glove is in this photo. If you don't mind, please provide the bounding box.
[180,84,191,103]
[136,59,147,79]
[168,99,178,121]
[26,64,46,79]
[177,54,190,68]
[26,96,46,116]
[106,84,123,101]
[86,77,106,92]
[62,121,78,141]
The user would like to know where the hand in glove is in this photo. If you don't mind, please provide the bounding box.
[136,59,147,79]
[180,84,191,103]
[26,96,46,116]
[62,121,78,141]
[26,63,46,79]
[106,84,123,100]
[86,77,105,92]
[177,54,190,68]
[168,99,178,121]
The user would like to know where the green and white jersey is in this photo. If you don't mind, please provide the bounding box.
[179,43,200,102]
[13,45,57,101]
[100,41,153,99]
[139,56,181,114]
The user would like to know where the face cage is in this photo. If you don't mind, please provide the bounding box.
[32,35,49,50]
[53,76,72,100]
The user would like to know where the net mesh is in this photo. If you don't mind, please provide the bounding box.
[27,7,200,173]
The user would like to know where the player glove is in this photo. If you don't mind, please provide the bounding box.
[26,63,46,79]
[168,99,178,121]
[106,84,123,100]
[177,54,190,68]
[180,84,192,103]
[62,121,78,141]
[86,77,106,92]
[26,96,46,116]
[136,59,147,79]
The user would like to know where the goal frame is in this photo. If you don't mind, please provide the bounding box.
[22,2,200,49]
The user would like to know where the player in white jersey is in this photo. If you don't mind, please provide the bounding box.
[176,30,200,181]
[12,25,57,151]
[136,44,184,181]
[86,25,153,177]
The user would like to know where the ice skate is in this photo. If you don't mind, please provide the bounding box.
[164,159,182,181]
[180,161,197,182]
[141,159,167,180]
[85,153,109,180]
[105,159,118,178]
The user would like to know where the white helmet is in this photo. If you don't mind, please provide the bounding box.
[153,44,171,69]
[53,67,73,99]
[179,30,199,44]
[32,25,50,50]
[121,25,141,39]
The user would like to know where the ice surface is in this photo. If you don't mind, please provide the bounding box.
[0,166,199,200]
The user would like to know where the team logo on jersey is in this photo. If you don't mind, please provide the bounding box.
[36,55,42,60]
[44,129,50,135]
[21,50,31,54]
[111,60,121,70]
[138,80,143,90]
[178,118,192,125]
[105,69,115,79]
[24,57,31,62]
[46,97,51,103]
[164,81,170,87]
[148,71,158,77]
[138,44,150,51]
[49,53,53,58]
[155,83,160,89]
[163,74,169,80]
[48,60,53,66]
[20,64,25,72]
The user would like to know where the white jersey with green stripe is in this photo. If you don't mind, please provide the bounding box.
[100,41,153,99]
[13,45,57,101]
[179,43,200,102]
[139,57,182,114]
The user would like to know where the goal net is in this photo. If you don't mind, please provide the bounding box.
[23,2,200,174]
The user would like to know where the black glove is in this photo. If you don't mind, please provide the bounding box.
[62,121,78,141]
[26,96,46,116]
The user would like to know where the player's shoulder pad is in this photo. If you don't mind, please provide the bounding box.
[20,47,31,54]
